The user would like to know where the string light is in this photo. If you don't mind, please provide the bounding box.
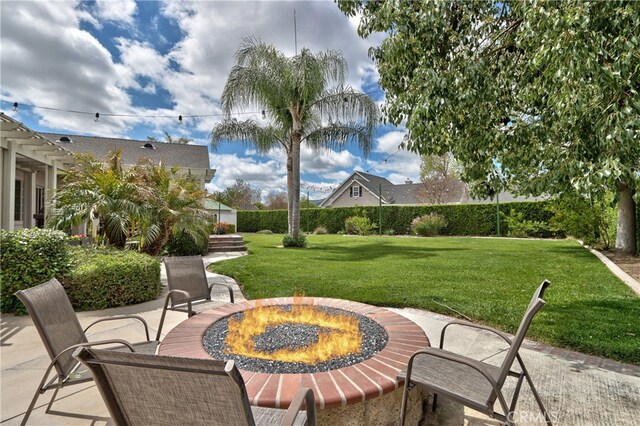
[2,87,384,124]
[366,148,401,173]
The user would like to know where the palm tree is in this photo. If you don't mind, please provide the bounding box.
[48,151,144,247]
[211,38,378,239]
[134,162,213,255]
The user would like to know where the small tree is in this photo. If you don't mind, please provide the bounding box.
[213,179,262,210]
[417,153,467,204]
[147,131,192,144]
[265,191,288,210]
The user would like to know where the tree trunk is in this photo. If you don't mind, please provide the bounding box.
[286,152,294,234]
[289,131,302,237]
[615,181,637,255]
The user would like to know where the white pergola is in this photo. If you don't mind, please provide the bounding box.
[0,112,75,230]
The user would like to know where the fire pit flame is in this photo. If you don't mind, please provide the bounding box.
[225,296,362,365]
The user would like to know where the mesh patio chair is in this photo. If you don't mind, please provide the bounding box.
[398,280,553,426]
[15,278,160,425]
[156,255,235,340]
[73,347,316,426]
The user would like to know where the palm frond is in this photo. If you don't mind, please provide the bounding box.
[211,118,289,153]
[303,123,373,156]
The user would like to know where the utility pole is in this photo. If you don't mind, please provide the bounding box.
[496,192,500,237]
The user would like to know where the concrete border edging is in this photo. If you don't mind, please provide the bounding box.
[583,243,640,296]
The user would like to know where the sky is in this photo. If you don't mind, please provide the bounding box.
[0,0,421,200]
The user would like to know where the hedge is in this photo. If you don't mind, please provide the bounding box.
[238,201,558,236]
[61,247,161,311]
[0,228,71,314]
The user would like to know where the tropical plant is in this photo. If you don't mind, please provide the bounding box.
[282,233,308,248]
[48,151,144,247]
[339,1,639,254]
[147,131,192,144]
[211,38,378,243]
[134,161,213,256]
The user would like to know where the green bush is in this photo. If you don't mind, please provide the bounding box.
[547,195,614,248]
[0,228,71,314]
[164,229,209,256]
[411,213,448,236]
[257,229,273,234]
[344,216,376,235]
[504,209,549,238]
[239,201,557,237]
[282,234,308,248]
[62,247,161,311]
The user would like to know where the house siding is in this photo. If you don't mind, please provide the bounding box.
[330,187,380,208]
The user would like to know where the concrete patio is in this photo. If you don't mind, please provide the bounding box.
[1,254,638,425]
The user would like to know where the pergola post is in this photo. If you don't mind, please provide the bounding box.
[2,141,17,230]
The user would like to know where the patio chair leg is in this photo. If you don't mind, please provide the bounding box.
[20,386,42,426]
[45,386,61,413]
[524,371,553,425]
[432,393,438,412]
[399,378,411,426]
[508,373,525,414]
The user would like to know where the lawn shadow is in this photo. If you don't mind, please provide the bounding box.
[310,240,468,262]
[539,297,640,364]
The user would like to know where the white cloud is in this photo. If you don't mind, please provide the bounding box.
[206,152,286,194]
[300,145,359,173]
[375,130,407,154]
[95,0,137,24]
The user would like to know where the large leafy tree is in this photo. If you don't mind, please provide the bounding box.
[418,154,466,204]
[211,38,378,239]
[340,1,639,254]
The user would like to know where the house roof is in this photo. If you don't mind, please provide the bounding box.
[41,132,211,170]
[202,199,235,212]
[321,169,545,207]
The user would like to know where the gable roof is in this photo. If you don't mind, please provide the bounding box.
[41,132,211,170]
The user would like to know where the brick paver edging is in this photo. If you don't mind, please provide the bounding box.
[160,297,429,409]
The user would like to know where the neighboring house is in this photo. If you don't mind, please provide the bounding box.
[0,113,216,231]
[320,170,543,208]
[202,200,237,227]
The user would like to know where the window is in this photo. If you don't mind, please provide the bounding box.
[36,186,45,214]
[14,180,23,221]
[351,185,361,197]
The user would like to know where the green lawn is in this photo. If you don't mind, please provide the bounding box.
[209,234,640,365]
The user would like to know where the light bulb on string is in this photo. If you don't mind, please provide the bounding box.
[94,112,100,122]
[178,115,183,125]
[12,102,18,111]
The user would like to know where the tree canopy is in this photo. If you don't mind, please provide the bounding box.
[213,179,262,210]
[339,0,639,253]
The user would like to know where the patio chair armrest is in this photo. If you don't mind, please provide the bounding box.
[282,387,316,426]
[155,290,194,341]
[440,320,512,349]
[85,315,152,341]
[208,281,235,303]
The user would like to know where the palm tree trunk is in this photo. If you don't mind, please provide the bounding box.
[615,181,637,255]
[289,131,302,237]
[287,153,294,233]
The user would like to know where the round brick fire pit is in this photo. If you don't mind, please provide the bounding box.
[159,297,430,425]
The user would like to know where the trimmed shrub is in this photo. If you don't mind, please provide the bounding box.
[0,228,71,314]
[283,234,308,248]
[257,229,273,234]
[313,226,328,235]
[411,213,448,236]
[238,201,558,237]
[344,216,376,235]
[212,222,236,235]
[164,229,209,256]
[62,247,161,311]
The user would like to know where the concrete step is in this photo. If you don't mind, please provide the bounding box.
[209,234,246,252]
